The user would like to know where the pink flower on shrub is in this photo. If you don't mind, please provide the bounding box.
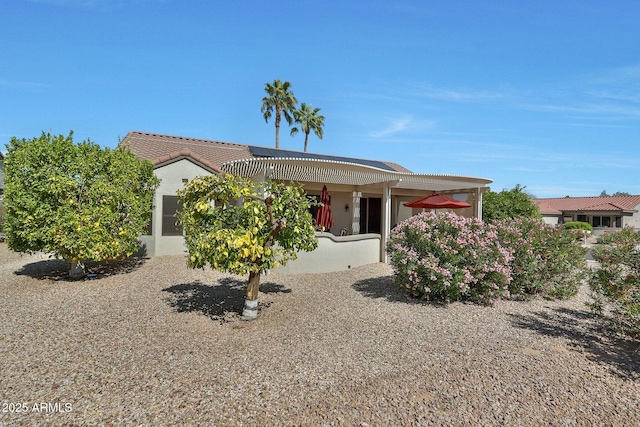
[387,211,512,305]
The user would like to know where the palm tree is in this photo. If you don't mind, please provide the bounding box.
[261,79,297,149]
[290,103,325,152]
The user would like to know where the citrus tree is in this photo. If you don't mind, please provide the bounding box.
[4,131,159,277]
[177,173,318,320]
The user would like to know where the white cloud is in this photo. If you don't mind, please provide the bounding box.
[24,0,168,7]
[407,83,508,102]
[521,101,640,118]
[0,80,49,89]
[525,185,596,198]
[518,65,640,120]
[369,116,415,138]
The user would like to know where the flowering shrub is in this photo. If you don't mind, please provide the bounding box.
[387,212,513,305]
[388,213,588,305]
[495,217,546,297]
[589,227,640,339]
[496,218,587,299]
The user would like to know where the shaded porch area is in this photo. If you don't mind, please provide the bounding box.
[222,157,492,268]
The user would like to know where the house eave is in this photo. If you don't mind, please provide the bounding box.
[221,157,492,192]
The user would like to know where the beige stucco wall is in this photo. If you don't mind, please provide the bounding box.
[625,203,640,229]
[541,215,561,225]
[276,232,381,274]
[326,192,352,234]
[142,159,213,257]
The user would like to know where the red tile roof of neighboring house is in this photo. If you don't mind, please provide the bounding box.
[120,131,413,173]
[533,196,640,213]
[533,200,562,215]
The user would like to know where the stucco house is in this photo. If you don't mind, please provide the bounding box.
[533,195,640,235]
[121,131,492,272]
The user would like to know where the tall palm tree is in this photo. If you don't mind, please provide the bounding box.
[261,79,297,149]
[290,103,325,152]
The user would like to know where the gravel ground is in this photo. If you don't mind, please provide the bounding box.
[1,243,639,426]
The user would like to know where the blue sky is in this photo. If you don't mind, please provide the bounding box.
[2,0,639,198]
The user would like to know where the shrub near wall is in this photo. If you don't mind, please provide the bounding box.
[496,218,587,299]
[589,227,640,339]
[387,212,513,305]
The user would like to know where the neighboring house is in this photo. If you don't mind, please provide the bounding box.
[533,195,640,235]
[121,131,493,272]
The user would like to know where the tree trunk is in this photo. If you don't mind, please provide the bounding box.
[304,132,309,152]
[275,110,281,149]
[242,270,261,320]
[69,256,85,279]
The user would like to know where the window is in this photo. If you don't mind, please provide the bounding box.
[592,216,612,228]
[577,215,587,223]
[162,195,183,236]
[615,216,622,227]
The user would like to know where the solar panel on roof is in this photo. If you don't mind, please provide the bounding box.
[247,146,395,171]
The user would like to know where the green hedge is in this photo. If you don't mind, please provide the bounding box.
[564,221,592,231]
[0,204,5,233]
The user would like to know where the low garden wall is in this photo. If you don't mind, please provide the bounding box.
[276,232,381,274]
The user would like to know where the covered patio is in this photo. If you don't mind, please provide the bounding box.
[222,157,492,271]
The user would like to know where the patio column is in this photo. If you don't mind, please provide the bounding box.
[381,184,392,263]
[475,188,483,220]
[352,191,361,234]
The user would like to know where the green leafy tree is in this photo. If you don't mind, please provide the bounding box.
[177,173,318,319]
[4,132,159,277]
[600,190,630,197]
[261,79,298,149]
[482,184,541,224]
[290,102,325,152]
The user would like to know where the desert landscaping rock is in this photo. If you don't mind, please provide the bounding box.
[1,244,638,426]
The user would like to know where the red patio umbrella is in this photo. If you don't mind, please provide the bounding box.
[315,185,334,230]
[403,194,471,210]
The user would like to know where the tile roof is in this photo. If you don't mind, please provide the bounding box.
[121,131,252,168]
[533,200,562,215]
[153,148,222,173]
[533,196,640,213]
[120,131,413,173]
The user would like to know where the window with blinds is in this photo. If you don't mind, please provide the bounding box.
[162,195,183,236]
